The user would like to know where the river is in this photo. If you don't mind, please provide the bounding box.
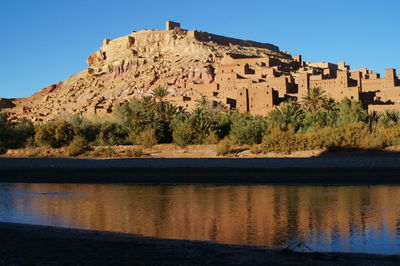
[1,183,399,254]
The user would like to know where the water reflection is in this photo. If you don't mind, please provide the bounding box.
[0,184,400,254]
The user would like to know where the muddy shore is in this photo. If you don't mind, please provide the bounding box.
[0,222,399,265]
[1,157,400,184]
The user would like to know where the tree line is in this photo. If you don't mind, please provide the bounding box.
[1,87,400,156]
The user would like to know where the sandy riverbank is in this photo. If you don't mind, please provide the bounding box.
[0,222,399,265]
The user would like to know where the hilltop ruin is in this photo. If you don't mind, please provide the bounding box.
[1,21,399,122]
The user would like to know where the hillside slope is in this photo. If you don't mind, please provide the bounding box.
[3,25,291,122]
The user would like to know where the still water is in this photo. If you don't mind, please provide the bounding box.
[1,183,400,254]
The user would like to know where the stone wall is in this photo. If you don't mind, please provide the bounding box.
[192,31,282,53]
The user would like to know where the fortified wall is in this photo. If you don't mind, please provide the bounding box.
[191,31,282,54]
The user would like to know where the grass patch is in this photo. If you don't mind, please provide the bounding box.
[125,147,143,158]
[216,138,236,156]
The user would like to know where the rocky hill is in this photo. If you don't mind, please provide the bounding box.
[2,22,292,122]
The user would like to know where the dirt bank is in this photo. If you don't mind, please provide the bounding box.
[0,222,399,265]
[1,157,400,184]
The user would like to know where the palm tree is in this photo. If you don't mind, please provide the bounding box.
[151,87,169,102]
[302,87,328,112]
[379,110,398,127]
[368,111,380,132]
[151,88,170,118]
[163,102,179,122]
[267,100,305,130]
[195,96,210,109]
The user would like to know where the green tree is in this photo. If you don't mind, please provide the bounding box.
[0,112,10,154]
[336,98,368,126]
[302,87,329,112]
[229,114,267,144]
[35,120,74,148]
[266,100,305,131]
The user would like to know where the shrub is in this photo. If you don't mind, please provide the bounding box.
[250,144,262,154]
[172,123,195,146]
[132,128,158,148]
[92,147,117,157]
[96,122,128,146]
[0,112,9,154]
[0,145,7,155]
[261,126,301,154]
[68,136,92,156]
[204,132,219,144]
[8,118,35,148]
[69,115,100,142]
[336,98,368,126]
[261,123,395,155]
[216,138,235,156]
[35,120,74,148]
[114,98,166,142]
[126,147,143,157]
[229,114,266,145]
[172,107,218,144]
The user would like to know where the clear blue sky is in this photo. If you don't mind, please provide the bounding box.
[1,0,399,98]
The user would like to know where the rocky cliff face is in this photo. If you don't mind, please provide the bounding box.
[4,27,291,122]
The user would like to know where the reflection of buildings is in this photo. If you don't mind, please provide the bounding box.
[9,184,400,252]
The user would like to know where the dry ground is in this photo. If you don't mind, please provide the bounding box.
[2,144,325,158]
[4,144,400,159]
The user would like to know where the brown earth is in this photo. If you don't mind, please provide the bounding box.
[1,144,325,158]
[4,144,400,159]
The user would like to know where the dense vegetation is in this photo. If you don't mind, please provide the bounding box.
[1,87,400,156]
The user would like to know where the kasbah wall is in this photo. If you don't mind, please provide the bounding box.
[165,21,400,116]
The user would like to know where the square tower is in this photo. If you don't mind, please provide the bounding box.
[166,21,181,30]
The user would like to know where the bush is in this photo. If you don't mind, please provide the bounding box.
[261,126,301,154]
[204,132,219,144]
[229,114,266,145]
[0,112,9,154]
[68,136,92,156]
[172,123,196,146]
[0,145,7,155]
[171,107,218,144]
[131,128,158,148]
[96,122,128,145]
[336,98,368,126]
[92,147,117,157]
[260,123,397,155]
[126,147,143,157]
[69,115,100,142]
[216,138,235,156]
[250,144,262,154]
[8,118,35,148]
[35,120,74,148]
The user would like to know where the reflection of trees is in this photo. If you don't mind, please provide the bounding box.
[6,184,400,250]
